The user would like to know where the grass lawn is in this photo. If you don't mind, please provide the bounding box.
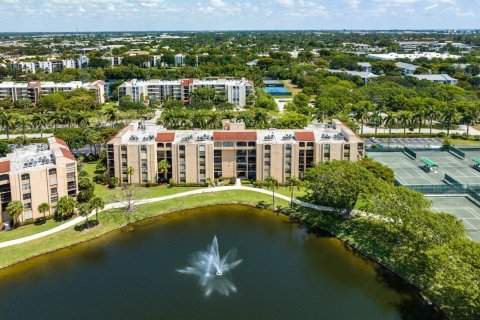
[0,190,289,269]
[274,186,308,199]
[81,161,202,202]
[0,219,65,242]
[446,139,480,146]
[282,79,302,95]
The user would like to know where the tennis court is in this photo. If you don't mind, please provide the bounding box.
[416,151,480,185]
[369,152,441,185]
[428,196,480,241]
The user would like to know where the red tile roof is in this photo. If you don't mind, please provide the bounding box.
[54,137,68,147]
[156,132,175,142]
[213,131,257,141]
[60,148,76,161]
[181,79,193,86]
[0,161,10,174]
[295,131,315,141]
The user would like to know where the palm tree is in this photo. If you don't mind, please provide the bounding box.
[49,111,63,131]
[6,200,23,228]
[89,197,105,224]
[127,166,135,185]
[32,113,48,139]
[384,112,396,134]
[266,176,278,207]
[157,159,171,183]
[412,111,425,133]
[397,111,412,134]
[16,115,30,139]
[286,176,302,209]
[461,108,478,135]
[441,106,458,136]
[104,108,119,126]
[353,101,371,134]
[79,203,92,229]
[38,203,50,223]
[424,105,439,134]
[369,110,383,134]
[0,112,17,139]
[75,112,90,128]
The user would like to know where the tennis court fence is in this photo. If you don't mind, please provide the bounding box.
[403,147,417,159]
[449,146,466,159]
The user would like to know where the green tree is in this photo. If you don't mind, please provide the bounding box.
[78,202,92,229]
[384,112,396,134]
[286,176,302,209]
[157,159,171,183]
[358,157,394,184]
[32,113,48,139]
[89,196,105,224]
[304,161,376,215]
[6,200,23,228]
[37,202,50,222]
[55,196,76,220]
[127,166,135,185]
[441,106,458,136]
[397,111,412,134]
[266,176,278,207]
[0,112,17,139]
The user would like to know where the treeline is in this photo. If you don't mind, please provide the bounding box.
[301,160,480,319]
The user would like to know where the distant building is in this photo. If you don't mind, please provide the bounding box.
[174,54,185,67]
[367,52,461,61]
[357,62,372,73]
[118,78,253,106]
[0,80,106,104]
[0,138,78,225]
[412,74,458,85]
[395,62,420,75]
[325,69,378,84]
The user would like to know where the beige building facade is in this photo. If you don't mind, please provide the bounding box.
[107,120,364,185]
[0,137,78,225]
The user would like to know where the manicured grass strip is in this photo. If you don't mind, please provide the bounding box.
[0,190,288,269]
[0,219,64,242]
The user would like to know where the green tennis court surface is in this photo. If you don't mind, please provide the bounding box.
[428,196,480,241]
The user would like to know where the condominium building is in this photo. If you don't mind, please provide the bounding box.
[106,119,364,185]
[118,78,254,106]
[0,138,78,225]
[0,80,106,104]
[412,74,458,85]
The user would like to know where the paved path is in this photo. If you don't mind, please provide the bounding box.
[0,186,338,249]
[0,133,53,139]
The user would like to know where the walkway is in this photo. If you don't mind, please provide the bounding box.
[0,186,337,249]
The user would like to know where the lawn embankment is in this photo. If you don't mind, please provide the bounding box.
[0,190,288,269]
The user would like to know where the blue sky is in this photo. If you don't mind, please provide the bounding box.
[0,0,479,32]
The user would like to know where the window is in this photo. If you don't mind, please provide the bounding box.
[121,154,127,159]
[179,145,185,151]
[248,142,256,147]
[324,144,331,150]
[24,203,32,210]
[121,145,127,151]
[0,174,8,181]
[199,145,205,151]
[307,142,314,147]
[264,145,271,151]
[237,142,247,147]
[48,169,57,175]
[223,142,234,147]
[51,196,58,203]
[299,142,305,147]
[166,143,172,148]
[23,193,31,200]
[22,183,30,190]
[264,161,270,166]
[51,187,57,194]
[200,169,206,174]
[140,145,147,152]
[286,144,292,150]
[214,142,222,147]
[21,174,29,180]
[158,143,164,148]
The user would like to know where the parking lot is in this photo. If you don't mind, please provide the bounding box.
[367,137,443,149]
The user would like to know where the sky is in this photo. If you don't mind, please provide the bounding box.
[0,0,479,32]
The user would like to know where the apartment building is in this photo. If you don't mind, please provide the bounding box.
[106,119,364,185]
[0,80,106,104]
[118,78,254,106]
[412,74,458,85]
[0,137,78,225]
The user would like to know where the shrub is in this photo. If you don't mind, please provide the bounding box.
[170,182,208,187]
[108,177,119,188]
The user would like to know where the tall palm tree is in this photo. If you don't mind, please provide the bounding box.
[0,112,16,139]
[38,203,50,223]
[412,111,425,134]
[369,110,383,134]
[32,113,48,139]
[461,108,479,135]
[424,105,439,134]
[89,197,105,224]
[384,112,397,134]
[441,106,458,136]
[6,200,23,228]
[266,176,278,207]
[398,111,412,134]
[76,112,90,128]
[49,111,63,131]
[286,176,302,209]
[157,159,171,183]
[353,102,371,134]
[16,115,30,139]
[127,166,135,185]
[79,203,91,229]
[103,107,119,127]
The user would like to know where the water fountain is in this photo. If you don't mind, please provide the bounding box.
[177,236,242,297]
